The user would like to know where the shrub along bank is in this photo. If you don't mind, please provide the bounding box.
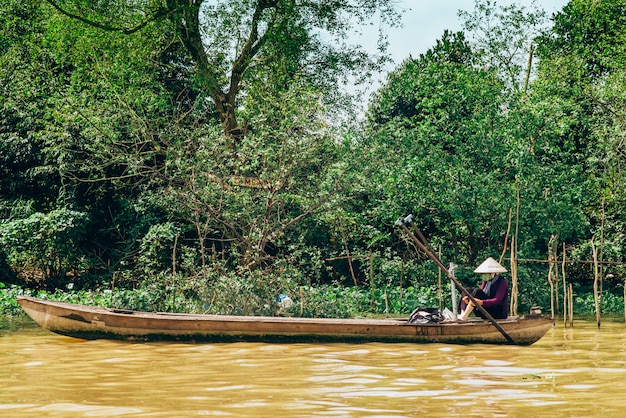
[1,280,622,320]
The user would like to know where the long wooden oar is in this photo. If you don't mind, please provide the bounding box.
[395,215,516,344]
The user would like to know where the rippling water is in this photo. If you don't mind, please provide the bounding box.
[2,317,626,417]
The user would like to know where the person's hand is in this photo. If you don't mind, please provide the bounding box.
[464,296,483,307]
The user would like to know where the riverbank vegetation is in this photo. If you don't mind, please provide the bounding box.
[2,0,626,319]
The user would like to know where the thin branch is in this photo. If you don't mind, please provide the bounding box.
[45,0,171,34]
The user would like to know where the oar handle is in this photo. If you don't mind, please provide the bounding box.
[396,217,516,344]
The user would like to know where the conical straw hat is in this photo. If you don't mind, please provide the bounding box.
[474,257,507,273]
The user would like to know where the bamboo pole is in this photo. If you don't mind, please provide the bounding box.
[548,234,558,317]
[503,257,625,266]
[500,208,513,265]
[510,236,518,316]
[502,208,516,316]
[369,250,374,310]
[343,242,358,287]
[548,262,555,319]
[399,260,404,301]
[562,244,567,327]
[437,245,443,311]
[563,282,569,328]
[591,239,601,328]
[383,289,389,317]
[555,259,560,314]
[514,182,520,311]
[172,233,179,276]
[562,243,567,323]
[326,254,626,266]
[569,283,574,328]
[600,197,606,305]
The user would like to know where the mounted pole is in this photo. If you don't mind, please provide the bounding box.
[395,215,516,344]
[449,262,458,320]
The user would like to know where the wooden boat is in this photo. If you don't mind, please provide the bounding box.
[16,296,553,345]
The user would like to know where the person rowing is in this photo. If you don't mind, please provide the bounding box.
[459,257,509,320]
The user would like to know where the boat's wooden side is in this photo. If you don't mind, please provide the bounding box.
[16,296,553,345]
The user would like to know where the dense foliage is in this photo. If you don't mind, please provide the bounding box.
[1,0,625,318]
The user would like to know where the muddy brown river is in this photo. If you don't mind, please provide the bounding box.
[1,317,625,417]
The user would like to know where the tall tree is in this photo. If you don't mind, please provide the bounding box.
[366,31,512,267]
[533,0,626,272]
[0,1,62,209]
[45,0,400,146]
[458,0,547,92]
[1,0,402,283]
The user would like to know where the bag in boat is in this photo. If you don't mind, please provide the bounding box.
[407,307,444,324]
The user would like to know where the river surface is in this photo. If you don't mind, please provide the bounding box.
[1,317,626,417]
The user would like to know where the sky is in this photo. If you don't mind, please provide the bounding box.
[350,0,570,105]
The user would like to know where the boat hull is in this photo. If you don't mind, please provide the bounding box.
[16,296,553,345]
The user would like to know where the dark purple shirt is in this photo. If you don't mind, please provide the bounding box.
[479,275,509,319]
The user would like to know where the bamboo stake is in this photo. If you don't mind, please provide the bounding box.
[172,233,179,276]
[548,263,555,320]
[369,250,374,310]
[400,260,404,301]
[561,243,571,326]
[502,208,516,316]
[438,245,443,311]
[600,197,606,304]
[553,238,560,314]
[513,236,519,315]
[383,289,389,317]
[555,259,560,314]
[500,208,513,265]
[502,257,626,266]
[563,282,569,328]
[510,236,518,316]
[548,234,558,318]
[562,243,567,327]
[514,182,520,310]
[569,283,574,328]
[343,241,358,287]
[592,239,601,329]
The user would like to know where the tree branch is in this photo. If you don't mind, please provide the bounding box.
[228,1,277,95]
[45,0,171,34]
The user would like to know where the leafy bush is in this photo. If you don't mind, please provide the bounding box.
[0,208,89,287]
[0,283,34,316]
[5,276,625,322]
[137,222,181,276]
[575,291,625,316]
[1,277,442,320]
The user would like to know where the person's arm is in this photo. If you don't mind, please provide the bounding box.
[481,279,508,308]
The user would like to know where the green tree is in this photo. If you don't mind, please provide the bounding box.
[533,0,626,280]
[0,1,62,209]
[1,0,401,286]
[45,0,400,145]
[366,31,513,268]
[458,0,548,92]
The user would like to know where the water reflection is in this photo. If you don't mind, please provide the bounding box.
[2,317,626,417]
